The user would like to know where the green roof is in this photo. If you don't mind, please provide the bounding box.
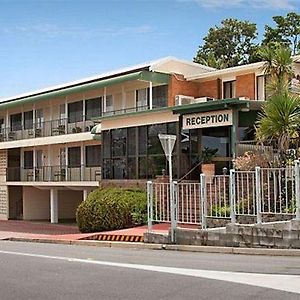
[172,98,251,114]
[0,71,170,110]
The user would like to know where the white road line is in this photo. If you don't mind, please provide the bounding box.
[0,250,299,294]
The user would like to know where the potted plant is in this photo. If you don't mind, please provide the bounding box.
[201,147,218,178]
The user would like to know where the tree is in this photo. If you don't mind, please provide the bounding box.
[195,52,227,69]
[258,43,294,96]
[256,44,300,161]
[255,92,300,156]
[194,18,258,68]
[263,12,300,55]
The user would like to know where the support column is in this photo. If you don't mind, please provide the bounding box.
[33,147,36,181]
[50,189,58,223]
[121,86,126,112]
[149,81,153,110]
[48,144,51,181]
[80,142,84,181]
[65,145,68,181]
[103,87,107,113]
[83,189,89,201]
[230,109,238,160]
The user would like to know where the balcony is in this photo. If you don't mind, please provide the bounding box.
[0,118,95,142]
[6,165,101,182]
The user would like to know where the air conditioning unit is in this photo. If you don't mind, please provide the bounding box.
[193,97,214,103]
[238,97,250,100]
[175,95,194,106]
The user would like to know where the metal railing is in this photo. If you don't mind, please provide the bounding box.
[147,162,300,234]
[6,165,101,182]
[0,117,94,142]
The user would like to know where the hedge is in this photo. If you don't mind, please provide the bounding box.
[76,188,147,233]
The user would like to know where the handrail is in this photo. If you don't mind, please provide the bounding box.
[177,160,203,183]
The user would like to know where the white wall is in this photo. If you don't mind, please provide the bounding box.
[58,190,82,219]
[23,187,50,220]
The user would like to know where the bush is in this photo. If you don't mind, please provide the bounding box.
[76,188,147,233]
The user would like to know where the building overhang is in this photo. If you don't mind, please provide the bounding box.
[172,99,264,115]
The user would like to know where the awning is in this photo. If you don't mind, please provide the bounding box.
[0,71,170,110]
[91,123,101,134]
[172,98,262,115]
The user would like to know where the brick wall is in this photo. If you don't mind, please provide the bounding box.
[198,79,221,99]
[236,73,256,99]
[168,74,199,106]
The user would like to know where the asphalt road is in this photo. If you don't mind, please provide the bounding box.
[0,241,299,300]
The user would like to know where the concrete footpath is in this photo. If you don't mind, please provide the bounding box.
[1,220,300,256]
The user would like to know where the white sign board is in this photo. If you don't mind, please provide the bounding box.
[183,109,233,129]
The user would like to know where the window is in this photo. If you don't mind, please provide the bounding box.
[24,151,33,169]
[136,88,148,110]
[152,85,167,108]
[24,111,33,130]
[10,113,22,131]
[0,119,4,133]
[35,109,44,128]
[105,95,113,114]
[60,104,66,120]
[223,81,236,98]
[112,128,126,157]
[86,145,101,167]
[36,150,43,168]
[68,101,83,123]
[68,147,81,167]
[85,97,102,120]
[256,75,265,100]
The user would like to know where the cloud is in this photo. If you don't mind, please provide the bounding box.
[1,23,153,39]
[184,0,297,10]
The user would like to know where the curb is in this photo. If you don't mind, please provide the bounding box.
[5,237,300,256]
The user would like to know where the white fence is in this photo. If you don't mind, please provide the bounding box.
[147,162,300,236]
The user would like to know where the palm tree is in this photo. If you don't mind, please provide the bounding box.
[258,43,294,96]
[256,92,300,158]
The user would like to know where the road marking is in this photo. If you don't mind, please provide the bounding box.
[0,249,299,294]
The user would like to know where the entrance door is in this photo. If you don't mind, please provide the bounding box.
[202,126,231,173]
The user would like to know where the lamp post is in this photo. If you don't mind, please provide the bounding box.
[158,134,177,243]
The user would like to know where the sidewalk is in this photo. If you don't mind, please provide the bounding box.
[0,220,169,242]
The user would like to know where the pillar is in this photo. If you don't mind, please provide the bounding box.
[230,109,238,160]
[50,189,58,223]
[83,189,89,201]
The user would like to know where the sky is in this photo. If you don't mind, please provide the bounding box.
[0,0,299,98]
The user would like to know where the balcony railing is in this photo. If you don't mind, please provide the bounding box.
[6,165,102,182]
[0,117,95,142]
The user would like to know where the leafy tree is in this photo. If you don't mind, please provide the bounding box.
[263,12,300,55]
[258,43,293,96]
[194,18,258,68]
[195,52,227,69]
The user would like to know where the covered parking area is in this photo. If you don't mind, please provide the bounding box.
[7,182,99,223]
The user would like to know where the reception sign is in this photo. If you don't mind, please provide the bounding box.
[183,109,233,129]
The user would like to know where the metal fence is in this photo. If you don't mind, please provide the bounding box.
[147,162,300,235]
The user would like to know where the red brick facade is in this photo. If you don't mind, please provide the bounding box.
[168,74,199,106]
[236,73,256,100]
[198,79,221,99]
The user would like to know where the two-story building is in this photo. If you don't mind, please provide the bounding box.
[1,56,299,223]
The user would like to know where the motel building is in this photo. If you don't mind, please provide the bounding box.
[0,56,299,223]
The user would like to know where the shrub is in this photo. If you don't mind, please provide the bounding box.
[76,188,147,233]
